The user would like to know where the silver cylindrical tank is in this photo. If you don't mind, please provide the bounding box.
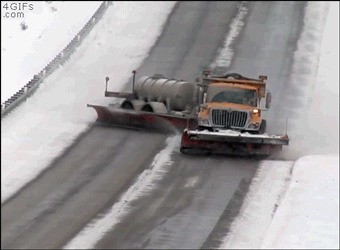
[134,75,195,111]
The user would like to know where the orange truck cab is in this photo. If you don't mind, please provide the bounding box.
[197,73,271,134]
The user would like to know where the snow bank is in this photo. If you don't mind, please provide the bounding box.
[220,155,339,249]
[262,155,339,249]
[218,160,294,249]
[1,1,102,101]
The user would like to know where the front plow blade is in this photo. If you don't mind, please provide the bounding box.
[180,129,289,158]
[87,104,197,133]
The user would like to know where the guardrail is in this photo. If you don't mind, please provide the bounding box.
[1,1,112,118]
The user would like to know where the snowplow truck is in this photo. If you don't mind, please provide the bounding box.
[87,70,289,157]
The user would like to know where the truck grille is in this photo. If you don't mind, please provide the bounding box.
[211,109,248,128]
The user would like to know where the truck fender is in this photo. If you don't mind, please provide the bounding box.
[141,101,168,114]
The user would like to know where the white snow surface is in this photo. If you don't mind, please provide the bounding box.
[1,1,339,249]
[1,1,176,203]
[219,160,295,249]
[219,2,339,249]
[1,1,102,101]
[262,155,339,249]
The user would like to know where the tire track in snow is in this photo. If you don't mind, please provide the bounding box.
[210,1,248,75]
[63,135,180,249]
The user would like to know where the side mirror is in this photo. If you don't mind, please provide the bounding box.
[202,69,211,77]
[265,91,271,109]
[197,86,205,105]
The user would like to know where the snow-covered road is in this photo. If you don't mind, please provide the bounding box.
[1,1,338,249]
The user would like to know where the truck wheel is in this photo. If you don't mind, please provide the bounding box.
[259,119,267,134]
[121,100,134,110]
[141,102,167,114]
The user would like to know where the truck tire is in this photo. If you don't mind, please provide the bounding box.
[259,119,267,134]
[121,100,134,110]
[141,102,168,114]
[121,99,145,111]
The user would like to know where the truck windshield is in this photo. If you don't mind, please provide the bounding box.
[208,87,257,106]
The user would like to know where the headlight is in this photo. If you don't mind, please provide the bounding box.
[252,109,259,114]
[198,119,210,126]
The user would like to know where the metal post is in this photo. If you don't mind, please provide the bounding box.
[105,76,109,93]
[132,70,136,93]
[166,97,171,113]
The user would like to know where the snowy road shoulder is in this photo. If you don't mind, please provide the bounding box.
[219,155,339,249]
[262,155,339,249]
[1,1,102,101]
[218,160,294,249]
